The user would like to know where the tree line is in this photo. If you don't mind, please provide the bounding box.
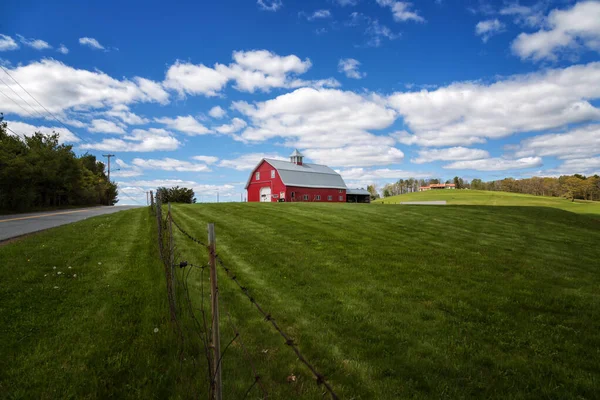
[378,175,600,201]
[0,115,118,212]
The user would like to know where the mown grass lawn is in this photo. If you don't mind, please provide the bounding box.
[171,200,600,399]
[374,189,600,218]
[0,208,200,399]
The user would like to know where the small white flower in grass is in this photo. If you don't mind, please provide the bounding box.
[68,266,72,269]
[73,274,77,278]
[98,262,102,265]
[53,286,59,289]
[154,328,159,333]
[53,266,56,270]
[57,272,62,275]
[44,274,47,277]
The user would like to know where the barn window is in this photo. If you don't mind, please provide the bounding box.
[255,172,260,180]
[291,192,296,199]
[339,196,343,201]
[315,195,321,201]
[328,195,332,201]
[303,194,309,200]
[339,189,343,193]
[271,170,275,179]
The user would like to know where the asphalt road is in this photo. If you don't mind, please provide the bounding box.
[0,206,141,242]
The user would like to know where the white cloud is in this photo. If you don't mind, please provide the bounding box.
[120,179,236,197]
[192,155,219,164]
[17,34,51,50]
[215,118,247,134]
[81,128,180,152]
[376,0,425,23]
[131,157,211,172]
[512,1,600,61]
[388,62,600,147]
[154,115,211,135]
[555,157,600,175]
[514,124,600,160]
[443,157,543,171]
[412,147,490,164]
[88,119,125,134]
[234,87,397,150]
[304,145,404,167]
[208,106,227,119]
[57,44,69,54]
[336,168,431,182]
[338,58,366,79]
[0,59,169,118]
[0,34,18,51]
[499,3,545,28]
[219,153,286,171]
[334,0,359,6]
[6,120,80,143]
[79,37,105,50]
[112,159,143,177]
[306,9,332,20]
[163,50,328,96]
[103,105,149,125]
[350,13,400,47]
[475,19,505,42]
[134,77,169,105]
[257,0,282,11]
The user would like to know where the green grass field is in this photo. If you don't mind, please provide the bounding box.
[374,189,600,218]
[2,191,600,399]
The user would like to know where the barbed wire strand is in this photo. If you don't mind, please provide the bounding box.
[171,216,209,248]
[214,253,339,400]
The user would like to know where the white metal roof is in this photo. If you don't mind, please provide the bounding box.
[245,158,348,189]
[346,188,371,196]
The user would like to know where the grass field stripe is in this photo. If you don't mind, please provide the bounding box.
[0,208,102,223]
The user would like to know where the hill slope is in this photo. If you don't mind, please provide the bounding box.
[374,189,600,217]
[171,202,600,399]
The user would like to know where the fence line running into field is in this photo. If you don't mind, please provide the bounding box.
[150,194,339,400]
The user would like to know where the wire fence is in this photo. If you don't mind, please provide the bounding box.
[149,193,339,400]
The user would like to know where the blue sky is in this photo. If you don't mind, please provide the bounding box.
[1,0,600,203]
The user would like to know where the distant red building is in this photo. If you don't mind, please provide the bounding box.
[246,150,359,202]
[419,183,456,191]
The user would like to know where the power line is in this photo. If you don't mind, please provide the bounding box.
[0,88,39,120]
[0,64,86,143]
[0,75,47,120]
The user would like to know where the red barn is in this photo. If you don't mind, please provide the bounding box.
[246,150,348,202]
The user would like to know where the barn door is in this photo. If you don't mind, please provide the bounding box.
[260,186,271,202]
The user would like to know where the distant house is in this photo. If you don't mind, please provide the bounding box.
[245,150,370,203]
[419,183,456,191]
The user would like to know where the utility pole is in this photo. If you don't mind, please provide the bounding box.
[217,191,219,203]
[102,154,115,181]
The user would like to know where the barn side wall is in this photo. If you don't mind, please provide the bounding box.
[285,186,346,202]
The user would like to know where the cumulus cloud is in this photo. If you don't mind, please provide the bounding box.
[303,9,332,20]
[499,3,545,28]
[233,87,397,152]
[131,157,211,172]
[119,179,237,197]
[412,147,490,164]
[334,0,359,6]
[555,157,600,175]
[0,59,169,118]
[512,1,600,61]
[338,167,431,182]
[0,34,19,51]
[79,37,105,50]
[215,118,247,134]
[443,157,543,171]
[162,50,335,97]
[376,0,425,23]
[257,0,282,11]
[219,153,286,171]
[304,145,404,167]
[88,119,125,134]
[514,124,600,160]
[475,19,505,42]
[388,62,600,147]
[154,115,211,135]
[192,155,219,164]
[208,106,227,118]
[17,34,51,50]
[103,105,149,125]
[6,120,80,143]
[81,128,180,152]
[57,44,69,54]
[338,58,366,79]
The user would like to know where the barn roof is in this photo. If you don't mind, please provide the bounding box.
[245,158,347,189]
[346,188,371,196]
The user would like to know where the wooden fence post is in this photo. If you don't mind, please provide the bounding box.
[150,190,154,210]
[208,223,222,400]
